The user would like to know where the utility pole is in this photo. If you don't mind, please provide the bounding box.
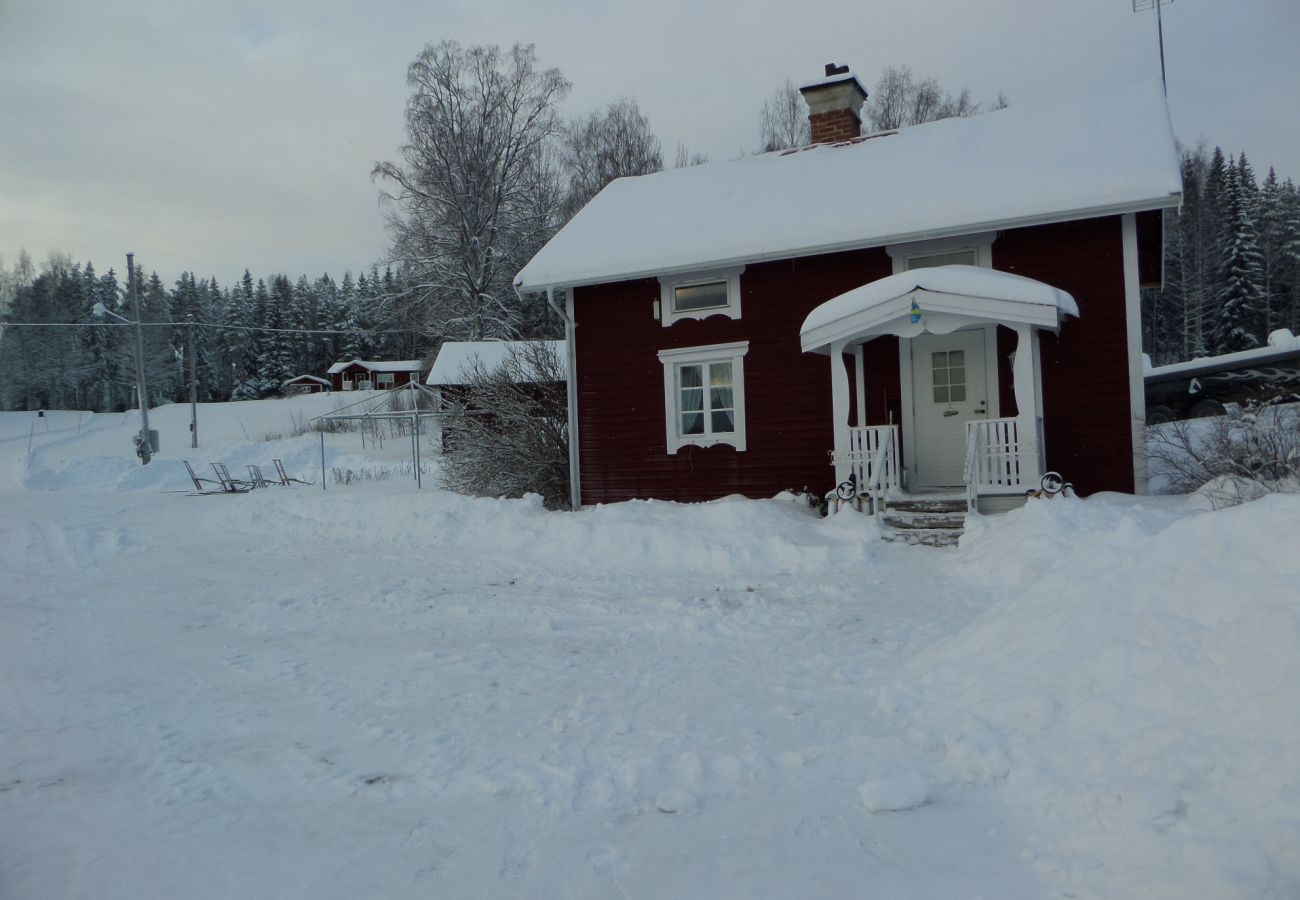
[188,313,198,448]
[127,253,153,464]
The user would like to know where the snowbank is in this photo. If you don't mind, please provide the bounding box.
[881,494,1300,898]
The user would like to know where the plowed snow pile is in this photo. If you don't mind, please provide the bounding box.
[885,494,1300,898]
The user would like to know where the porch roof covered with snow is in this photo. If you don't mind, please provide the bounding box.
[800,265,1078,353]
[514,81,1181,293]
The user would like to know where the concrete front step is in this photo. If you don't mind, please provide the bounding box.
[881,513,967,531]
[882,528,962,547]
[880,495,968,547]
[886,498,969,514]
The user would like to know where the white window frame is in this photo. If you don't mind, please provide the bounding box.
[658,266,744,327]
[375,372,396,388]
[885,232,995,273]
[658,341,749,453]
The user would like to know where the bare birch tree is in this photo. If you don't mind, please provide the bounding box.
[758,79,810,151]
[865,65,992,133]
[373,41,570,341]
[560,98,663,219]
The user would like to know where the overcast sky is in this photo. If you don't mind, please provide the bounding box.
[2,0,1297,291]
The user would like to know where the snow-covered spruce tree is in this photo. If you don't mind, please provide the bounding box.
[437,341,569,509]
[256,275,298,393]
[373,41,570,341]
[1214,159,1268,354]
[334,271,367,362]
[221,271,256,401]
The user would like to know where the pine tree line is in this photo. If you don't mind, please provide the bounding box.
[1143,146,1300,364]
[0,259,418,412]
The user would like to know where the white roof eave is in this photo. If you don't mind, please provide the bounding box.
[516,192,1181,295]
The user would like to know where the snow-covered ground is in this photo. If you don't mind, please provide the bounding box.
[3,397,1298,899]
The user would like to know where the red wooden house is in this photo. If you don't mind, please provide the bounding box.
[327,359,424,392]
[514,70,1182,515]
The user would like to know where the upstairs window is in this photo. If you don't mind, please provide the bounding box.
[658,341,749,452]
[659,268,743,326]
[908,249,978,270]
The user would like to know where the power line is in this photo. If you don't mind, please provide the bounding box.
[0,320,419,336]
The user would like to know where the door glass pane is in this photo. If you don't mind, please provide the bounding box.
[949,350,964,366]
[949,366,965,386]
[933,386,949,403]
[933,368,949,386]
[950,385,966,402]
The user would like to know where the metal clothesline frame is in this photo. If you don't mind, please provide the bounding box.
[308,382,442,490]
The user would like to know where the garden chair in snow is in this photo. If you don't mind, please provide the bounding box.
[273,458,312,486]
[183,460,223,493]
[210,462,252,493]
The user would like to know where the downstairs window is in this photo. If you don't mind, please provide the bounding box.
[658,341,749,453]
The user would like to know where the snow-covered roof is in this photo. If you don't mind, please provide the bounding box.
[282,374,331,386]
[426,341,567,386]
[1146,329,1300,382]
[800,265,1078,353]
[326,359,424,374]
[515,81,1181,293]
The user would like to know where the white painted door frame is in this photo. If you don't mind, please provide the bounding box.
[899,325,1000,489]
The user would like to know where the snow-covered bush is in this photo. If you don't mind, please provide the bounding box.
[438,341,570,509]
[1148,400,1300,506]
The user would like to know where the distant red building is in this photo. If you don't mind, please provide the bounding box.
[327,359,424,392]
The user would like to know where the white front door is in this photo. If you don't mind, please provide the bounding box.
[910,330,988,488]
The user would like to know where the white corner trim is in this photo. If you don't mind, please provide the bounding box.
[563,288,581,510]
[658,341,750,453]
[1121,213,1148,494]
[659,267,744,327]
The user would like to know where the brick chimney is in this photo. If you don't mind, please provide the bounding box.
[799,63,868,144]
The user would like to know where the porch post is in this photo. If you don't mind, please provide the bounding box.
[831,339,851,485]
[1012,324,1043,484]
[853,345,867,427]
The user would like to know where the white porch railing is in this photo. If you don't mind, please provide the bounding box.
[965,417,1037,507]
[838,425,900,520]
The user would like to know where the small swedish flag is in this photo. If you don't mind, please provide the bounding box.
[909,296,922,324]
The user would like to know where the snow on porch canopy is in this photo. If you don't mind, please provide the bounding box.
[799,265,1079,354]
[513,81,1180,293]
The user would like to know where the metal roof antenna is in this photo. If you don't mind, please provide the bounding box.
[1132,0,1172,95]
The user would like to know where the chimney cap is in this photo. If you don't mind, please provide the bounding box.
[799,67,868,99]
